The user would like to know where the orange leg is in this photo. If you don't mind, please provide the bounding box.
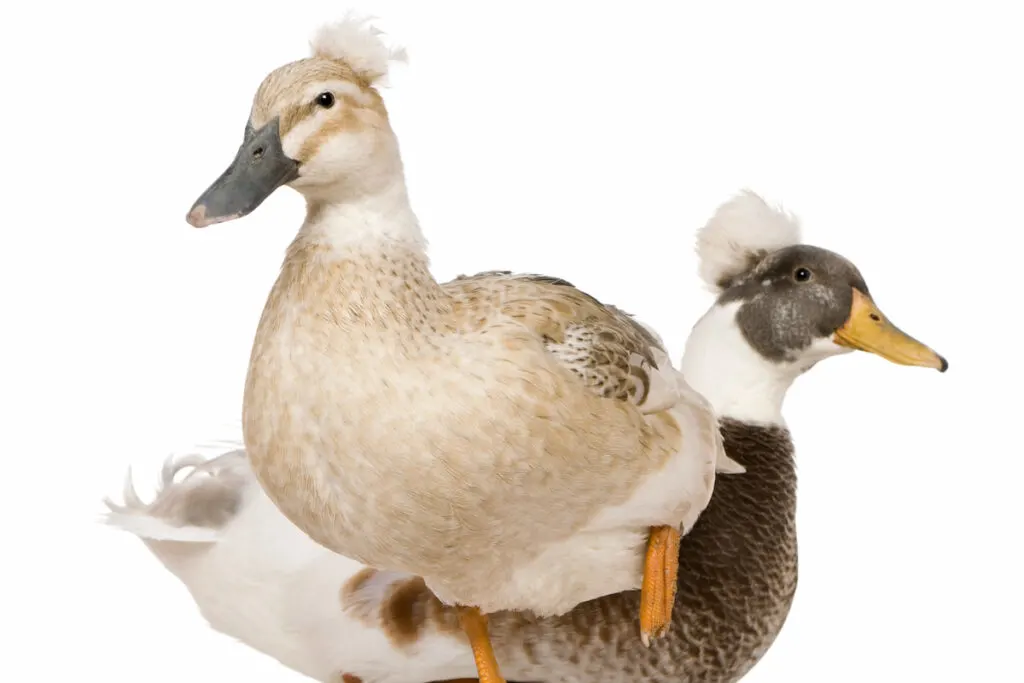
[639,524,681,646]
[457,606,507,683]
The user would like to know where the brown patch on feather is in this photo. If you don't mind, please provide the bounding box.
[378,576,462,647]
[341,573,465,649]
[343,567,378,596]
[338,567,380,621]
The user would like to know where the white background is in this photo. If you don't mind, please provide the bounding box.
[1,1,1020,681]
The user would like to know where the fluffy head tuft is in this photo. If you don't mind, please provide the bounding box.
[696,189,803,293]
[310,13,408,87]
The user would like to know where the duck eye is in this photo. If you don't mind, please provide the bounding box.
[793,267,812,282]
[315,92,335,108]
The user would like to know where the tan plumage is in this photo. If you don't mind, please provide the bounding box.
[185,16,738,680]
[447,270,670,407]
[242,242,727,616]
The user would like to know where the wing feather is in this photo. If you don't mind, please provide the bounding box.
[445,271,676,411]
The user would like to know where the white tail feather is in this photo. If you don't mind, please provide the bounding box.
[102,450,249,543]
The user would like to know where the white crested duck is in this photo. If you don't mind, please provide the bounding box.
[182,16,740,682]
[107,190,946,683]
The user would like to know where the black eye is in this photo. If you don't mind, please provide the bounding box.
[793,267,812,282]
[315,91,335,108]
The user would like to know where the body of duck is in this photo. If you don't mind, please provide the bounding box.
[184,17,739,680]
[244,253,722,619]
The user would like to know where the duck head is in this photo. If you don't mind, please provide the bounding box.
[682,191,946,424]
[186,17,407,228]
[718,243,947,373]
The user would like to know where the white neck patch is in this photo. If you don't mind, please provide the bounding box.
[300,180,426,253]
[680,302,805,426]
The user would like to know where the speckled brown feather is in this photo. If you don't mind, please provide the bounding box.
[446,271,665,406]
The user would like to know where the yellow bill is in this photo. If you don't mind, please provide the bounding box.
[833,288,947,372]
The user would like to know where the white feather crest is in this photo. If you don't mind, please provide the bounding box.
[310,13,408,86]
[696,189,803,292]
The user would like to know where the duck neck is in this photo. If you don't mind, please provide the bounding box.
[283,179,444,330]
[676,302,800,645]
[299,178,427,253]
[681,302,804,427]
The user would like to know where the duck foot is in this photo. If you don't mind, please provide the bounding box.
[457,606,507,683]
[639,524,680,646]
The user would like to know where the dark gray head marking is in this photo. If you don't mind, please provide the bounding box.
[719,245,869,362]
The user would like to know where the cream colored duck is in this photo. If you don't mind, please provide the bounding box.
[183,17,739,682]
[108,190,947,683]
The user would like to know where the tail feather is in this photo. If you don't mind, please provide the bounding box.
[102,450,249,543]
